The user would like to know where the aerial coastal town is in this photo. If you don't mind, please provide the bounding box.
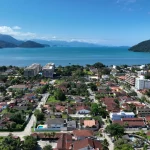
[0,62,150,150]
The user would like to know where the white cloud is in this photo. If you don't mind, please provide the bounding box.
[12,26,21,30]
[116,0,136,4]
[0,26,36,39]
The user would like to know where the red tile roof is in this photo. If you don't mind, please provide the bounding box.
[113,117,146,127]
[101,98,120,112]
[57,133,72,150]
[73,138,102,150]
[73,130,93,137]
[145,116,150,122]
[76,106,90,111]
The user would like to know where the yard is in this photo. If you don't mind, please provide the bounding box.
[55,79,65,85]
[83,69,93,75]
[47,96,60,103]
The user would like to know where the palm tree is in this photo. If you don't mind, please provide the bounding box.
[51,132,56,140]
[44,132,48,139]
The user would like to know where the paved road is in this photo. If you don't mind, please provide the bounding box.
[101,124,114,150]
[0,93,49,140]
[87,88,98,103]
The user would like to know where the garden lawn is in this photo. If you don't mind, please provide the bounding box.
[55,79,65,85]
[83,69,93,75]
[47,96,60,103]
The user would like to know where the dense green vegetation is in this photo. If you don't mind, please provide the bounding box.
[129,40,150,52]
[114,139,134,150]
[19,40,45,48]
[105,123,125,139]
[0,134,37,150]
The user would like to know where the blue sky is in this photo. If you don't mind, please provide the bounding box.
[0,0,150,46]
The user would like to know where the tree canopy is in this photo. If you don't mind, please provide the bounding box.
[54,89,66,101]
[105,123,125,139]
[114,139,133,150]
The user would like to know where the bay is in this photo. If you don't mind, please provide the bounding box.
[0,47,150,66]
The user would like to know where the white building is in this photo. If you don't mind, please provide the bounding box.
[135,76,150,90]
[24,63,41,77]
[42,63,55,78]
[110,111,135,121]
[102,75,109,80]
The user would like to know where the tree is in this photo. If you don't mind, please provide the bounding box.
[54,89,66,101]
[10,111,25,124]
[43,145,53,150]
[22,136,37,150]
[105,123,124,139]
[93,62,105,69]
[91,103,100,116]
[88,83,97,91]
[1,134,21,150]
[114,139,133,150]
[102,138,109,150]
[34,109,44,121]
[114,99,120,108]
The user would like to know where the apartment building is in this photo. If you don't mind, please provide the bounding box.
[42,63,55,78]
[24,63,41,77]
[125,73,136,86]
[135,76,150,90]
[136,107,150,117]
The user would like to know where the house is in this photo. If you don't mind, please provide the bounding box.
[45,118,65,129]
[0,102,7,110]
[72,96,83,103]
[81,120,99,129]
[73,130,93,140]
[73,138,103,150]
[55,105,66,112]
[23,93,36,101]
[113,118,146,128]
[76,106,90,114]
[0,81,5,86]
[13,106,28,111]
[101,98,120,112]
[102,75,109,80]
[110,111,135,121]
[67,120,77,129]
[8,84,27,90]
[56,133,72,150]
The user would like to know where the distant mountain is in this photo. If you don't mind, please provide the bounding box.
[0,40,17,48]
[129,40,150,52]
[19,40,45,48]
[0,34,23,46]
[33,39,102,47]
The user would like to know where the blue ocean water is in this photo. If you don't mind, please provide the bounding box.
[0,47,150,66]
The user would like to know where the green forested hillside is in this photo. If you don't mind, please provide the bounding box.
[129,40,150,52]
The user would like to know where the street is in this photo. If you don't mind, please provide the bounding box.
[0,93,49,140]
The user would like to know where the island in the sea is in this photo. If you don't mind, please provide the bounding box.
[0,34,47,48]
[129,39,150,52]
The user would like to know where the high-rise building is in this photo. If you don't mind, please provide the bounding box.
[135,76,150,90]
[24,63,41,77]
[42,63,55,78]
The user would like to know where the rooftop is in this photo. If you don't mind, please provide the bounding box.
[25,63,40,70]
[73,138,102,150]
[73,129,93,137]
[43,63,55,70]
